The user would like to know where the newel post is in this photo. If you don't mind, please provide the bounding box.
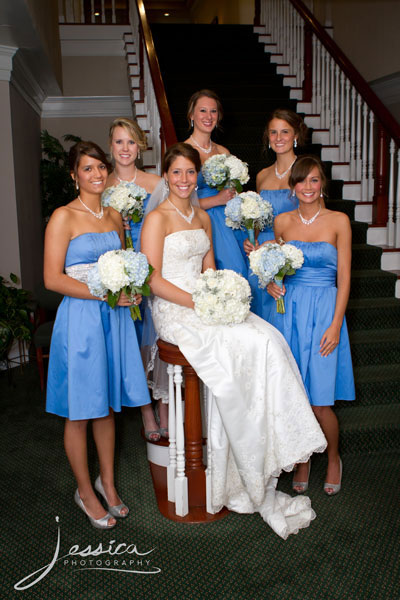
[372,123,389,226]
[303,23,313,102]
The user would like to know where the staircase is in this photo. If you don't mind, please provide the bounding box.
[149,22,400,455]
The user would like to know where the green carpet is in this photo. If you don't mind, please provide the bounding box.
[1,365,399,600]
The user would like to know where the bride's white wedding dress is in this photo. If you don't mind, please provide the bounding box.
[151,228,327,539]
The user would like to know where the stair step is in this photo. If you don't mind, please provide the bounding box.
[338,404,400,453]
[350,363,400,406]
[351,221,368,244]
[326,198,354,218]
[350,331,400,367]
[346,297,400,330]
[350,269,397,299]
[352,244,382,270]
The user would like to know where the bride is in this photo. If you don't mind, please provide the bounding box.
[140,143,327,539]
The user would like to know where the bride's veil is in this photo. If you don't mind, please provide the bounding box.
[138,177,200,401]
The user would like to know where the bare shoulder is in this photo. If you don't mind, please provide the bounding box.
[142,206,165,229]
[325,208,351,228]
[215,143,229,155]
[139,171,162,193]
[47,205,73,228]
[256,165,274,190]
[107,206,123,224]
[275,210,294,226]
[197,207,211,227]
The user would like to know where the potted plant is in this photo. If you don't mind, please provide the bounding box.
[40,130,81,220]
[0,273,33,363]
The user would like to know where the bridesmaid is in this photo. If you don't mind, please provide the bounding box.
[244,108,308,321]
[106,117,161,250]
[267,155,355,496]
[106,118,167,441]
[184,89,248,277]
[45,141,151,529]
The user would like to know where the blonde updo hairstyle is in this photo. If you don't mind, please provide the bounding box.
[108,117,148,156]
[263,108,308,151]
[289,155,328,198]
[187,89,224,130]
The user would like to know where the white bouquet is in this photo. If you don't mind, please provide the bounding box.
[87,249,153,321]
[225,191,273,244]
[192,268,251,326]
[102,182,147,248]
[249,242,304,313]
[202,154,249,193]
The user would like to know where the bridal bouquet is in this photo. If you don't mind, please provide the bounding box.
[102,182,147,248]
[202,154,249,193]
[87,249,153,321]
[249,242,304,313]
[225,191,273,244]
[192,268,251,326]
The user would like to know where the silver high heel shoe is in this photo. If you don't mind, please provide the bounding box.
[94,476,129,518]
[324,458,343,496]
[74,489,116,529]
[292,461,311,494]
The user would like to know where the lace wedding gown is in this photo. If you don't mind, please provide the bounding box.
[151,228,327,539]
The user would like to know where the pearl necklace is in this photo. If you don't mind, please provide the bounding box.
[167,198,194,224]
[78,196,104,219]
[298,204,321,226]
[114,167,137,184]
[190,135,212,154]
[274,158,297,180]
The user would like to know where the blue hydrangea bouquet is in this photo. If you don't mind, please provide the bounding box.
[249,243,304,313]
[102,182,147,249]
[202,154,249,193]
[225,191,273,244]
[87,249,153,321]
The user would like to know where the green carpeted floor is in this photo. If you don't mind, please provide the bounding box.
[1,365,399,600]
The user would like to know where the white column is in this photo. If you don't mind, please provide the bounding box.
[166,364,176,503]
[173,365,188,517]
[387,139,396,247]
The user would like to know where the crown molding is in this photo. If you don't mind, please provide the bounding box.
[0,45,18,81]
[41,95,133,118]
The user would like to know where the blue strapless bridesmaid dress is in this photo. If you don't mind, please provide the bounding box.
[249,189,298,320]
[269,241,355,406]
[46,231,151,420]
[197,171,248,277]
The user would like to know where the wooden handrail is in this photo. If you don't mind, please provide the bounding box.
[135,0,177,148]
[288,0,400,147]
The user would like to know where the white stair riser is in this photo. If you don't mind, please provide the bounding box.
[269,54,284,63]
[395,280,400,299]
[381,252,400,271]
[290,88,303,100]
[277,65,290,75]
[321,147,339,161]
[342,183,361,201]
[304,115,321,128]
[332,165,350,180]
[355,203,372,222]
[367,227,387,245]
[312,130,330,144]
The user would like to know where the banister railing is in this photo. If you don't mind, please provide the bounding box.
[131,0,177,155]
[258,0,400,247]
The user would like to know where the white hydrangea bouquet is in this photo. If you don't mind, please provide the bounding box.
[87,249,153,321]
[192,268,251,326]
[102,182,147,248]
[202,154,249,193]
[225,191,273,245]
[249,242,304,313]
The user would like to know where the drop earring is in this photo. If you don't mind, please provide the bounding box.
[320,191,323,198]
[292,190,296,197]
[138,149,141,159]
[75,180,79,191]
[294,139,298,148]
[268,142,271,149]
[191,119,194,128]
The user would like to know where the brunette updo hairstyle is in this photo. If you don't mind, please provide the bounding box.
[289,155,328,197]
[69,141,112,185]
[162,143,202,175]
[108,117,147,154]
[262,108,308,150]
[187,89,224,129]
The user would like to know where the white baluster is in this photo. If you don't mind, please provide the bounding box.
[166,364,176,503]
[320,46,326,128]
[339,71,345,161]
[350,87,356,179]
[329,58,335,145]
[173,365,188,516]
[112,0,116,24]
[368,112,375,200]
[345,79,351,162]
[312,36,317,113]
[90,0,95,23]
[334,64,340,146]
[395,148,400,247]
[387,139,396,247]
[101,0,105,23]
[205,387,215,514]
[361,103,368,201]
[65,0,74,22]
[356,94,362,180]
[325,50,330,132]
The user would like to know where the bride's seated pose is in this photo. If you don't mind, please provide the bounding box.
[140,143,327,539]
